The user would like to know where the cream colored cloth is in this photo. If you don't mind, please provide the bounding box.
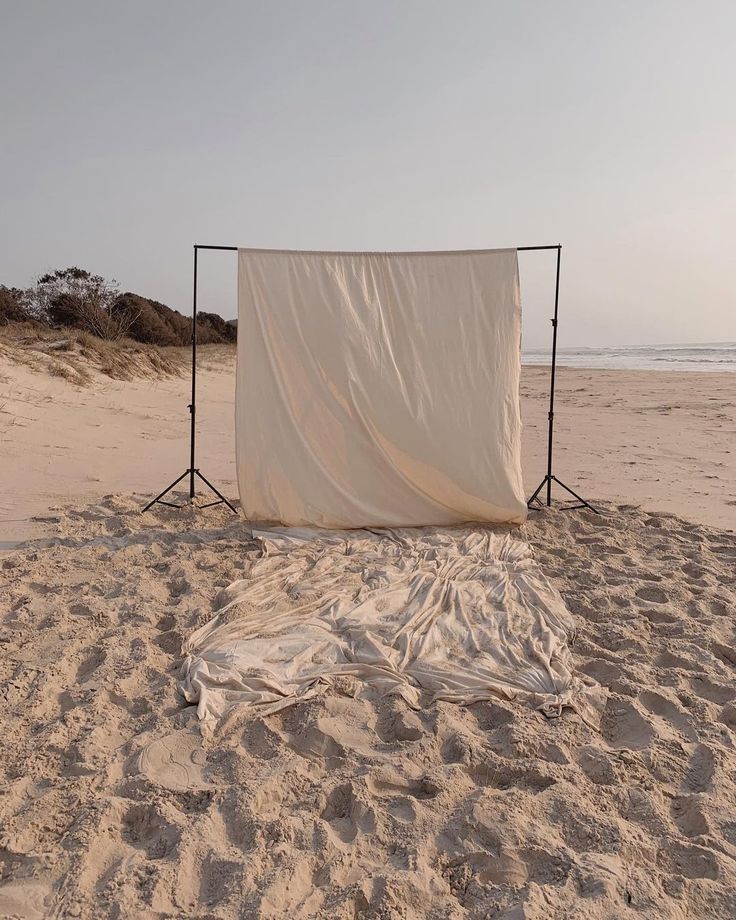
[179,527,603,728]
[236,248,527,528]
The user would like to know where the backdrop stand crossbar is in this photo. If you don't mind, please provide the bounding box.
[143,242,597,517]
[143,245,238,515]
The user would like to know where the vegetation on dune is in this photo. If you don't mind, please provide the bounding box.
[0,322,191,385]
[0,267,236,384]
[0,267,236,346]
[0,286,31,324]
[112,291,236,346]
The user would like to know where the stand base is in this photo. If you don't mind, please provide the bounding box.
[142,468,238,514]
[527,474,599,514]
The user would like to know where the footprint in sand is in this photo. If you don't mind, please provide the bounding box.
[365,771,441,801]
[683,743,716,793]
[0,880,52,920]
[238,718,284,761]
[656,838,720,880]
[719,703,736,730]
[156,614,176,631]
[75,647,105,682]
[655,650,700,671]
[682,562,708,583]
[155,629,183,654]
[467,699,515,732]
[321,782,376,843]
[364,770,434,824]
[120,802,181,859]
[575,745,618,785]
[441,731,476,765]
[708,598,730,618]
[671,794,710,837]
[640,606,678,625]
[638,690,698,742]
[601,698,654,751]
[218,788,258,850]
[712,642,736,670]
[136,728,208,792]
[373,701,424,743]
[468,760,555,793]
[251,777,287,820]
[635,585,668,604]
[168,575,190,598]
[689,675,735,705]
[580,657,620,687]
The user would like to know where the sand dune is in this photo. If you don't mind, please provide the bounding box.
[1,496,735,918]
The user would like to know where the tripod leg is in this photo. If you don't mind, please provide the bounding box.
[142,469,191,512]
[551,476,600,514]
[526,476,549,508]
[194,470,239,514]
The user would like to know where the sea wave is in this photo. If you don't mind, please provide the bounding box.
[522,342,736,371]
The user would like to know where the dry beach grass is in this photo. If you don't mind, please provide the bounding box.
[0,343,735,918]
[0,324,189,387]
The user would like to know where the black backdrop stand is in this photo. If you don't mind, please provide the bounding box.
[143,242,596,516]
[522,245,598,513]
[143,245,238,513]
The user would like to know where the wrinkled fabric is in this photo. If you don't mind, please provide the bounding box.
[179,526,604,728]
[236,248,527,527]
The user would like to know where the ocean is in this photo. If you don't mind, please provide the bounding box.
[521,342,736,372]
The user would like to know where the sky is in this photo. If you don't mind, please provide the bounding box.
[1,0,734,347]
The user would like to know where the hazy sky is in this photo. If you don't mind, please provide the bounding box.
[1,1,734,346]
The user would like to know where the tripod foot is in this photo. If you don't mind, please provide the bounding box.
[142,470,190,512]
[142,468,238,514]
[526,476,548,508]
[195,470,238,514]
[526,475,599,514]
[551,476,599,513]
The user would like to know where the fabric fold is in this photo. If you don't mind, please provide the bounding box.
[179,526,604,729]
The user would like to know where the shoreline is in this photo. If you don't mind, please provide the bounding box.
[523,362,736,373]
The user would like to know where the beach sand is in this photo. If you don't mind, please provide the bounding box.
[1,353,733,545]
[1,352,735,918]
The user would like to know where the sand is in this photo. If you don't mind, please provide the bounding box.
[1,351,734,545]
[520,367,736,532]
[1,352,735,918]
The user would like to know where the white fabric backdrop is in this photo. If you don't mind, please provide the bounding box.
[236,248,526,527]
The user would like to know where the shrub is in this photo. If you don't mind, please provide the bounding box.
[28,267,118,323]
[198,311,237,344]
[111,293,183,346]
[2,267,237,348]
[112,294,237,346]
[47,292,138,341]
[0,287,31,324]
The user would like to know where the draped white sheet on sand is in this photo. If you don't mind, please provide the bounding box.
[179,527,603,728]
[236,248,527,528]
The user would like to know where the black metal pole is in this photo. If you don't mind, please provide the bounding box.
[546,245,562,506]
[189,246,198,500]
[142,243,237,514]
